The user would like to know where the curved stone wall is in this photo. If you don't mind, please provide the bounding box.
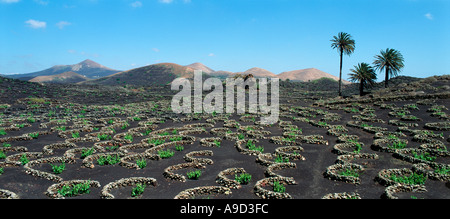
[174,186,231,199]
[46,180,101,199]
[253,177,295,199]
[215,167,248,189]
[101,177,157,199]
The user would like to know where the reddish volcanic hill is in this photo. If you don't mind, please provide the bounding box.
[277,68,351,84]
[8,59,120,80]
[238,67,277,78]
[185,63,215,74]
[29,71,89,84]
[82,63,196,86]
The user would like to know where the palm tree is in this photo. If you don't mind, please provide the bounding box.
[373,48,405,88]
[331,32,356,96]
[348,63,377,96]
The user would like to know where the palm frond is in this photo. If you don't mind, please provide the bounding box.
[330,32,356,56]
[349,63,377,84]
[373,48,404,77]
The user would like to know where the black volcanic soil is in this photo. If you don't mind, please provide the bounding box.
[0,75,449,199]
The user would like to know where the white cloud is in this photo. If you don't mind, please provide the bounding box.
[152,48,160,52]
[208,53,215,57]
[25,19,46,29]
[157,0,191,4]
[68,50,99,58]
[63,4,76,9]
[80,52,99,58]
[0,0,20,3]
[131,1,142,8]
[424,13,433,20]
[56,21,71,29]
[34,0,49,5]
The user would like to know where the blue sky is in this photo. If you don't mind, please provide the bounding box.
[0,0,449,80]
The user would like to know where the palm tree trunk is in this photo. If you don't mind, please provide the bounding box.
[385,66,389,88]
[339,49,343,96]
[359,80,364,96]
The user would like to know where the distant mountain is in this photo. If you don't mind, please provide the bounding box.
[184,63,277,79]
[7,59,120,80]
[277,68,351,84]
[29,71,89,84]
[207,70,234,79]
[82,63,197,86]
[185,63,215,74]
[237,67,277,78]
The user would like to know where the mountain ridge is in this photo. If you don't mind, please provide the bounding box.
[185,63,215,74]
[8,60,349,85]
[237,67,278,78]
[29,71,90,84]
[7,59,120,80]
[186,63,345,82]
[81,62,197,86]
[277,68,351,84]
